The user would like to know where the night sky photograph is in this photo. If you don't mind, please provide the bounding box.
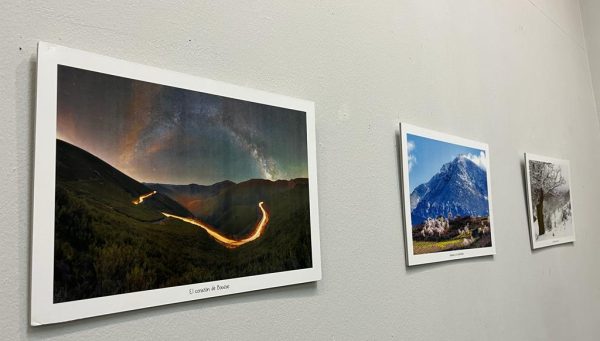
[53,65,313,303]
[57,65,309,185]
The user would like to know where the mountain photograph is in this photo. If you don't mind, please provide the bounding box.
[406,132,493,256]
[53,65,313,303]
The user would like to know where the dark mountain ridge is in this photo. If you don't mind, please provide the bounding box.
[145,180,236,201]
[56,139,192,218]
[146,178,307,216]
[146,177,309,236]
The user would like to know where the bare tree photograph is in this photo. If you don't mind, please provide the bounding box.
[525,154,575,249]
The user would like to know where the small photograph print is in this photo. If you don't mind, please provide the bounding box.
[31,43,320,325]
[525,154,575,249]
[400,124,495,266]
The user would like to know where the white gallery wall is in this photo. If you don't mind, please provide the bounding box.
[581,0,600,122]
[1,0,599,339]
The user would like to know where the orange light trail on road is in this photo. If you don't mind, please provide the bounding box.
[132,191,157,205]
[161,201,269,249]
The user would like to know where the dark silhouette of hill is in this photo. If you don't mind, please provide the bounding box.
[145,180,235,216]
[56,139,192,218]
[53,139,313,303]
[146,180,236,199]
[147,178,309,237]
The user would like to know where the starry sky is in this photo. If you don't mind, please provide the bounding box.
[57,65,309,185]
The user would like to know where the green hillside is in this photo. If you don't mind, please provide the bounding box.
[54,139,313,303]
[56,139,192,220]
[148,178,309,238]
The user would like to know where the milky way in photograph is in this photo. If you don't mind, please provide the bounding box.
[56,65,309,185]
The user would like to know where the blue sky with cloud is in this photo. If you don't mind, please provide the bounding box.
[407,133,487,192]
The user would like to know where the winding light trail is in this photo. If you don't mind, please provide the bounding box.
[131,190,269,248]
[161,202,270,249]
[132,191,157,205]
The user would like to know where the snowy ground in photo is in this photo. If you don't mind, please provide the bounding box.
[535,203,573,241]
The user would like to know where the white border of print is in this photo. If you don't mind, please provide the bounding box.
[524,153,576,249]
[31,42,321,325]
[399,123,496,266]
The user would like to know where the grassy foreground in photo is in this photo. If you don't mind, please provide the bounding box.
[411,216,492,255]
[54,140,312,303]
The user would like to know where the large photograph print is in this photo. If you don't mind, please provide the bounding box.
[525,153,575,249]
[400,124,496,266]
[31,43,320,325]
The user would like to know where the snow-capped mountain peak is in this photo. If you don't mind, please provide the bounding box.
[410,156,489,226]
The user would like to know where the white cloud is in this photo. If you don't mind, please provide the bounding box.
[464,151,487,170]
[407,140,416,171]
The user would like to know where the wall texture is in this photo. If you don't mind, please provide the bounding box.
[2,1,600,340]
[581,0,600,122]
